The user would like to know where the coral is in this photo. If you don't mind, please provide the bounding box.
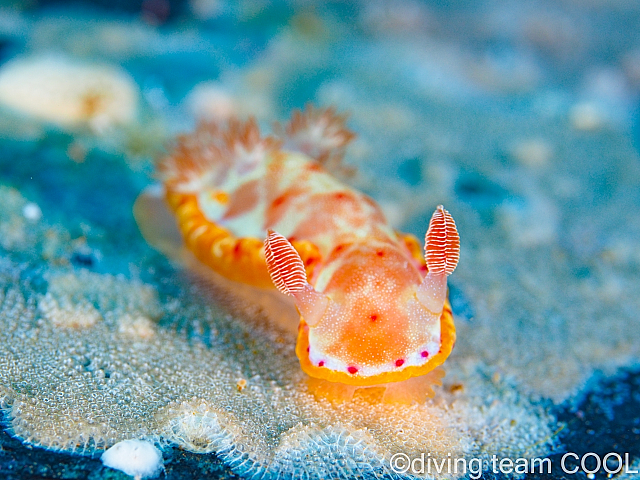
[157,400,238,455]
[0,264,557,479]
[118,314,157,340]
[38,293,102,329]
[267,424,394,479]
[0,56,138,133]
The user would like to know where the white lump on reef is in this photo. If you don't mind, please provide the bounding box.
[101,439,163,479]
[0,55,138,133]
[38,293,102,330]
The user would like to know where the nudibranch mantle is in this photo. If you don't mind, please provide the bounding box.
[150,106,460,387]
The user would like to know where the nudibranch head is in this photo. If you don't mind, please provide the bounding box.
[264,206,460,386]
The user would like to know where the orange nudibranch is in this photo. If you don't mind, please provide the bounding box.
[155,105,460,386]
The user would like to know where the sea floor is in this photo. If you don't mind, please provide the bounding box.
[0,1,639,479]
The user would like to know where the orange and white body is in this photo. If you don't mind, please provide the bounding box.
[150,106,460,387]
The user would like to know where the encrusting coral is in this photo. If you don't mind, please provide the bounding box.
[0,262,557,479]
[0,55,138,133]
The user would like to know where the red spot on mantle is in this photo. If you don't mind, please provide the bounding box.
[347,366,358,374]
[318,361,325,367]
[333,244,346,254]
[395,359,405,367]
[421,351,429,358]
[272,195,286,207]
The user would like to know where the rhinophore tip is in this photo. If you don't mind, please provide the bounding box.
[424,205,460,276]
[264,230,307,296]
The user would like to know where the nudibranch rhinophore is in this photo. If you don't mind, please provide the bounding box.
[144,105,460,387]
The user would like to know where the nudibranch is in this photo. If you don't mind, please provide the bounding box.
[146,106,460,387]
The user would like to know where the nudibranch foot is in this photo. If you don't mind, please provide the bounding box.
[305,367,445,405]
[134,184,185,260]
[381,368,445,404]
